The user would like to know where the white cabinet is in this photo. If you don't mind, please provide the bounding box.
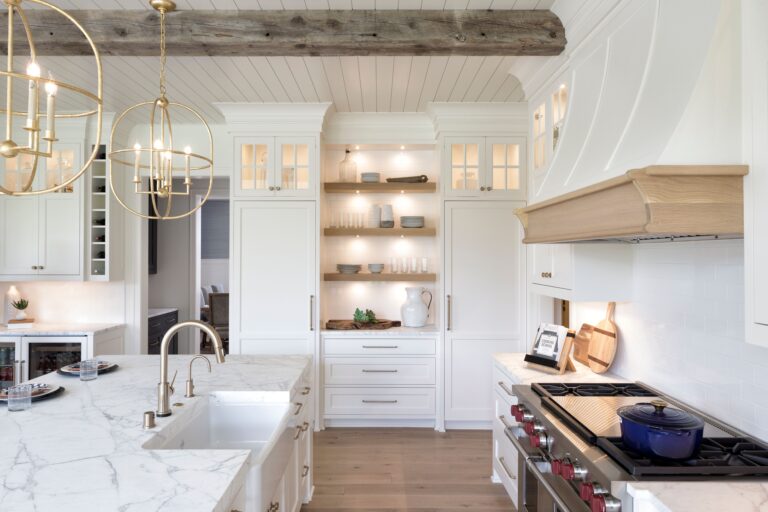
[234,137,316,198]
[0,144,83,280]
[745,0,768,345]
[444,137,526,200]
[444,201,525,424]
[231,201,316,355]
[528,243,633,302]
[491,363,520,509]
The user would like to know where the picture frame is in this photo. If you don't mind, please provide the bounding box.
[524,322,576,374]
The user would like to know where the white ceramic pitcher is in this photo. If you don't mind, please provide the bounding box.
[401,287,433,327]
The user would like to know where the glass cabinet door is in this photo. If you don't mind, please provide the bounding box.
[0,340,18,387]
[277,137,314,197]
[45,148,77,194]
[447,139,483,196]
[236,138,274,196]
[486,138,526,199]
[23,338,84,380]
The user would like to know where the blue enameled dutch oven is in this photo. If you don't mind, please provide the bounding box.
[617,399,704,460]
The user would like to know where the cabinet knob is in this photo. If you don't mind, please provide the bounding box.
[31,265,38,270]
[541,272,552,278]
[39,266,44,270]
[268,186,275,191]
[487,186,493,191]
[275,186,281,191]
[480,186,486,191]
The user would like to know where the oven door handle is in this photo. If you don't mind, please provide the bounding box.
[525,456,579,512]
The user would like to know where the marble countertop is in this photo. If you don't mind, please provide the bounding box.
[0,323,124,336]
[493,352,625,384]
[0,354,311,512]
[321,325,440,337]
[626,481,768,512]
[148,308,179,318]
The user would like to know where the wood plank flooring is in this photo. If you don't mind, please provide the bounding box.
[301,428,515,511]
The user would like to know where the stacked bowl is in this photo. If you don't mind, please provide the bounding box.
[337,264,362,274]
[400,216,425,228]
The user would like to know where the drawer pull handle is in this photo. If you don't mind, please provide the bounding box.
[498,414,513,429]
[302,465,310,478]
[268,502,280,512]
[498,456,516,480]
[362,369,398,373]
[294,402,304,415]
[301,386,311,396]
[362,345,399,349]
[497,381,514,397]
[540,272,552,279]
[362,399,398,404]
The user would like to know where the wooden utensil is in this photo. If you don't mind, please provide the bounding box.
[587,302,618,373]
[573,323,595,365]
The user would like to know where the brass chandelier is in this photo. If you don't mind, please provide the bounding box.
[108,0,213,221]
[0,0,103,195]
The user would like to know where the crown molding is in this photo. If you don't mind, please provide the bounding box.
[322,112,436,145]
[214,102,332,134]
[426,102,528,136]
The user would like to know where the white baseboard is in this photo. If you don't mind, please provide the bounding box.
[444,420,493,430]
[323,418,439,429]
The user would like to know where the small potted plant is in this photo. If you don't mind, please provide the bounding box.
[11,298,29,321]
[353,308,378,327]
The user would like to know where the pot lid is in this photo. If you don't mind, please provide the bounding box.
[617,400,705,430]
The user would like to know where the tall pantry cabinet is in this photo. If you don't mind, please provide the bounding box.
[430,104,529,426]
[220,104,330,356]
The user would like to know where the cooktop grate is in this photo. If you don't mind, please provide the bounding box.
[533,382,656,397]
[597,437,768,477]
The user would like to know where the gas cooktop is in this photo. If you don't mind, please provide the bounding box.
[533,382,656,397]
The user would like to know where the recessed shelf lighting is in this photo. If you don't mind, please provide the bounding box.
[400,145,405,150]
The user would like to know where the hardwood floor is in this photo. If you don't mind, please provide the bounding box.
[301,428,515,511]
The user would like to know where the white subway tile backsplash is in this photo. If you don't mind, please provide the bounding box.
[570,240,768,441]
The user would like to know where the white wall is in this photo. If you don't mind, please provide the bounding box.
[0,281,124,324]
[569,240,768,439]
[201,259,229,291]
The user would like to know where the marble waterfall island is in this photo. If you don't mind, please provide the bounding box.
[0,354,312,512]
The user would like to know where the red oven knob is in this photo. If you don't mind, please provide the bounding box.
[511,405,524,422]
[560,462,575,481]
[524,421,536,435]
[550,459,563,476]
[580,482,594,501]
[529,432,548,449]
[590,494,621,512]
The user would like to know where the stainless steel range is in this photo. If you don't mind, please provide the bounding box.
[506,382,768,511]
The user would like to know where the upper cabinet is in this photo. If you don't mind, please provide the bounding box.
[0,144,83,280]
[235,136,316,198]
[444,136,526,200]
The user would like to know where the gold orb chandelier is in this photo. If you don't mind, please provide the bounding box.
[0,0,103,195]
[108,0,213,221]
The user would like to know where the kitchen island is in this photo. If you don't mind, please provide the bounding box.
[0,354,312,512]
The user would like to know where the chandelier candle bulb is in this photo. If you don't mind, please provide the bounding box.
[44,80,57,141]
[26,62,40,130]
[132,143,141,185]
[184,146,192,186]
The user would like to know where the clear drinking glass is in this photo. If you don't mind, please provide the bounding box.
[80,359,98,381]
[7,384,32,412]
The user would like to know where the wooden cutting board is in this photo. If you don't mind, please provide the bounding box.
[573,323,595,366]
[587,302,618,373]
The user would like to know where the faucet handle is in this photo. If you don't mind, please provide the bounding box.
[169,370,177,395]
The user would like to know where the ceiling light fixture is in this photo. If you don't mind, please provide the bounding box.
[0,0,103,195]
[108,0,213,220]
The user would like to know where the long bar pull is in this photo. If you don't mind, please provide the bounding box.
[447,294,452,331]
[309,294,315,331]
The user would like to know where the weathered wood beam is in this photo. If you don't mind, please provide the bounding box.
[1,10,565,57]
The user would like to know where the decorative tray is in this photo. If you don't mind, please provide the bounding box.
[0,383,65,403]
[57,360,119,377]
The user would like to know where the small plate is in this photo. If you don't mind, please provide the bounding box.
[0,383,65,403]
[57,361,119,377]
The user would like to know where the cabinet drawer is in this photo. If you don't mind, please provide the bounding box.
[324,357,436,386]
[493,425,519,505]
[323,337,435,355]
[493,366,518,406]
[324,387,436,416]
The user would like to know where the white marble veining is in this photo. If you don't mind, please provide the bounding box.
[493,352,626,385]
[148,308,179,319]
[0,354,311,512]
[321,325,439,337]
[0,323,123,336]
[626,481,768,512]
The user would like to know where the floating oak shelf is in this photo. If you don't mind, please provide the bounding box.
[324,227,436,237]
[324,182,437,194]
[324,273,436,282]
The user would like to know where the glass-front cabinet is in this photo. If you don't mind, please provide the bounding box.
[0,336,87,383]
[235,136,315,198]
[0,338,18,387]
[445,137,525,199]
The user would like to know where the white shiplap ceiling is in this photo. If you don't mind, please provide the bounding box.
[22,0,554,121]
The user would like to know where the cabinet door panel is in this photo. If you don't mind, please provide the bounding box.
[39,194,81,275]
[277,137,315,198]
[233,201,316,346]
[234,137,275,197]
[0,196,39,276]
[445,201,524,333]
[445,138,485,197]
[530,244,553,287]
[486,137,526,200]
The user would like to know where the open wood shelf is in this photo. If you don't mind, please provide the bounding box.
[324,182,437,194]
[324,273,436,282]
[324,227,436,237]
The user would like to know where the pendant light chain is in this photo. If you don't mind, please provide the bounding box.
[159,9,167,98]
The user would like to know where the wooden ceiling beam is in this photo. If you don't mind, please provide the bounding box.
[2,10,565,57]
